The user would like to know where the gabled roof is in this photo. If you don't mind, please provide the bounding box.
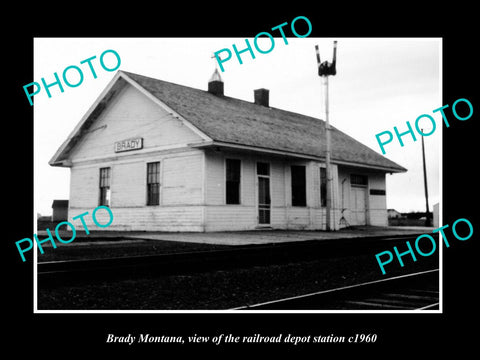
[50,70,406,173]
[52,199,68,207]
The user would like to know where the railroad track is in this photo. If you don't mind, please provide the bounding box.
[232,269,440,310]
[37,234,438,288]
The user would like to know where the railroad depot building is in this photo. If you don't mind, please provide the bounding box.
[49,70,406,232]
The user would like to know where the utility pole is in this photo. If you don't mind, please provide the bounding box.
[421,130,431,226]
[315,41,337,231]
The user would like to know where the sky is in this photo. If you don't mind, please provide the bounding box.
[34,37,441,216]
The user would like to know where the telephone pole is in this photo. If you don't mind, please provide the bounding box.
[421,131,431,226]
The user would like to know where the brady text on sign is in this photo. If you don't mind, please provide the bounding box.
[114,138,143,153]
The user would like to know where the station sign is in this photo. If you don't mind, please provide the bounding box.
[114,137,143,153]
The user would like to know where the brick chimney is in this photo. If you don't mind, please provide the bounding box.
[208,68,224,96]
[254,88,269,107]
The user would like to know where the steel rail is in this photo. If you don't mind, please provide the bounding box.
[232,268,439,310]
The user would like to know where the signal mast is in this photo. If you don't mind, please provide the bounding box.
[315,41,337,231]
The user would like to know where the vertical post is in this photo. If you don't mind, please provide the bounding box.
[421,131,431,226]
[322,76,333,231]
[315,41,337,231]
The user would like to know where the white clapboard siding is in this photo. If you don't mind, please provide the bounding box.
[204,150,224,206]
[70,205,204,232]
[69,150,205,231]
[70,166,99,208]
[270,160,286,207]
[69,82,202,163]
[204,206,256,231]
[241,159,256,206]
[162,154,203,205]
[111,161,146,207]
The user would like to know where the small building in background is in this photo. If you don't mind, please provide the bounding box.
[387,209,403,219]
[51,200,69,222]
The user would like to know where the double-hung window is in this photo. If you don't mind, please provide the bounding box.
[226,159,241,204]
[147,162,160,205]
[320,167,327,207]
[291,165,306,206]
[99,167,111,206]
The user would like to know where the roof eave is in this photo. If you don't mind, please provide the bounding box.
[49,159,73,167]
[191,141,407,173]
[49,71,127,167]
